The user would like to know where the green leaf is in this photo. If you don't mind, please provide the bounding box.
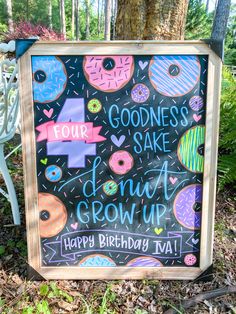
[22,306,34,314]
[135,310,148,314]
[50,282,59,296]
[41,300,51,314]
[0,297,5,307]
[47,291,55,299]
[39,283,49,296]
[60,290,73,303]
[0,246,5,255]
[36,300,51,314]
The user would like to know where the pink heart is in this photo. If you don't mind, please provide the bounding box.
[43,108,53,118]
[71,222,78,230]
[170,177,177,184]
[193,114,202,122]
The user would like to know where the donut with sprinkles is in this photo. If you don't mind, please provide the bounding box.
[83,56,134,92]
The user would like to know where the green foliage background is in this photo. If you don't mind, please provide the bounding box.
[0,0,104,40]
[218,68,236,189]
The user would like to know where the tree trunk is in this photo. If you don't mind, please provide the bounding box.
[48,0,52,29]
[75,0,80,40]
[115,0,189,40]
[60,0,66,39]
[72,0,75,39]
[6,0,14,32]
[112,0,117,39]
[85,0,90,39]
[105,0,111,40]
[26,0,29,20]
[101,0,105,35]
[58,0,62,31]
[211,0,231,41]
[115,0,146,40]
[206,0,210,12]
[98,0,100,36]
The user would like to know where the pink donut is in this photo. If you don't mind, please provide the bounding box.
[109,150,134,175]
[126,256,163,267]
[83,56,134,92]
[184,254,197,266]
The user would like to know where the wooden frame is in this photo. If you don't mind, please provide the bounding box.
[18,41,222,280]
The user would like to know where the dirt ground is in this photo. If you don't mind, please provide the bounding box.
[0,139,235,313]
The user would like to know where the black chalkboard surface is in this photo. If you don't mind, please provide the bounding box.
[18,42,222,279]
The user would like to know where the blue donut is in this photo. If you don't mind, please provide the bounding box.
[45,165,62,182]
[149,56,200,97]
[78,254,116,267]
[32,56,67,103]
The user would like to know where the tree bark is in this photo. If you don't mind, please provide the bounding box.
[48,0,52,29]
[60,0,66,39]
[85,0,90,39]
[75,0,80,40]
[105,0,111,40]
[72,0,75,39]
[58,0,62,31]
[6,0,14,32]
[115,0,189,40]
[101,0,105,35]
[98,0,100,36]
[26,0,29,20]
[115,0,146,40]
[211,0,231,41]
[112,0,117,39]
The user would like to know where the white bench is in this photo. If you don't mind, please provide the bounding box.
[0,58,21,225]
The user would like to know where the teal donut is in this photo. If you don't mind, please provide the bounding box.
[103,180,118,196]
[78,254,116,267]
[32,56,67,103]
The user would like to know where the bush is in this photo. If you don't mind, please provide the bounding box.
[2,21,65,42]
[218,67,236,189]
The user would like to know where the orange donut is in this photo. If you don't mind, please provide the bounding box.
[38,193,67,238]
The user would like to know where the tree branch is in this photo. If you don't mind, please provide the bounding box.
[164,286,236,314]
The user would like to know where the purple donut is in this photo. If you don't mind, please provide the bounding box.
[131,83,150,103]
[126,256,163,267]
[189,96,204,111]
[173,184,202,230]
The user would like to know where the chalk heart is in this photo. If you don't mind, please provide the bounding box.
[192,238,199,245]
[40,158,48,165]
[111,134,126,147]
[193,114,202,122]
[154,227,163,235]
[43,108,54,118]
[139,60,148,70]
[71,222,78,230]
[169,176,177,185]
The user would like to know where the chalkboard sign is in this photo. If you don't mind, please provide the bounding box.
[18,41,221,280]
